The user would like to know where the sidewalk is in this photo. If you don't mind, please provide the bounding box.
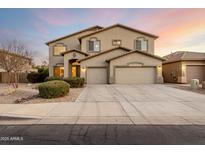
[0,102,133,125]
[1,84,205,125]
[1,101,205,125]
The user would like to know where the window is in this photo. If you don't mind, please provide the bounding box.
[53,44,66,56]
[54,66,64,77]
[135,37,148,51]
[88,38,100,52]
[112,40,121,46]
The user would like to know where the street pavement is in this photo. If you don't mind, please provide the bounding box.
[0,84,205,144]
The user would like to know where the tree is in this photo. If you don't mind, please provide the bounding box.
[0,39,33,88]
[41,57,49,68]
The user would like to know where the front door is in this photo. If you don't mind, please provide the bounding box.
[72,65,80,77]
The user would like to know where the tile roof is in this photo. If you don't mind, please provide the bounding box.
[78,23,159,40]
[77,47,131,62]
[163,51,205,64]
[106,50,165,62]
[61,49,89,56]
[46,25,103,45]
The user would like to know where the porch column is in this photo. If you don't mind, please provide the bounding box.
[64,56,69,78]
[156,65,164,83]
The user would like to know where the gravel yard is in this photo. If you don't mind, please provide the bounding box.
[0,84,83,104]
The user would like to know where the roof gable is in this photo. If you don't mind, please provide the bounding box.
[46,25,103,45]
[79,23,158,40]
[61,49,89,56]
[106,50,165,62]
[78,47,131,62]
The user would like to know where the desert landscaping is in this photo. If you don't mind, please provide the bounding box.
[0,83,83,104]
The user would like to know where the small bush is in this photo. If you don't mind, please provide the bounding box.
[63,77,85,88]
[38,80,70,99]
[27,68,49,83]
[27,72,40,83]
[44,76,63,82]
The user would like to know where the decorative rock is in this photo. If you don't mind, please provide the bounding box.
[14,95,38,104]
[202,81,205,89]
[190,79,199,90]
[0,87,16,96]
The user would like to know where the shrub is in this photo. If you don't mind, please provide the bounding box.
[44,76,63,82]
[63,77,85,88]
[38,80,70,99]
[27,68,49,83]
[27,72,40,83]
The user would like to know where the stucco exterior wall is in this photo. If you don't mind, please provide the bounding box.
[48,28,99,76]
[81,26,155,55]
[163,60,205,83]
[109,52,162,83]
[182,61,205,83]
[64,52,86,77]
[80,49,128,78]
[162,62,182,83]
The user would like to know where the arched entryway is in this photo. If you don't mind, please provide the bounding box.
[69,59,80,77]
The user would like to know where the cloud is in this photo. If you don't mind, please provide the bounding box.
[2,8,205,64]
[32,21,49,34]
[123,9,205,55]
[84,9,129,26]
[32,9,76,26]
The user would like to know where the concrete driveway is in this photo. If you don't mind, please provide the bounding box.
[0,84,205,125]
[1,84,205,144]
[75,84,205,124]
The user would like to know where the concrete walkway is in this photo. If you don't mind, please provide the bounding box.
[0,84,205,125]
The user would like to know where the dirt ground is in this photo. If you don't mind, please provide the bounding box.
[0,84,83,104]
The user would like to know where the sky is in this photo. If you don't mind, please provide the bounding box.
[0,8,205,64]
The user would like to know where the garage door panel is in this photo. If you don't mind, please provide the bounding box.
[87,68,107,84]
[115,67,156,84]
[186,65,205,83]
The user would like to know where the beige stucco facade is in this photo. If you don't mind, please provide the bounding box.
[81,26,155,55]
[80,48,128,82]
[48,27,100,77]
[64,51,86,77]
[163,60,205,83]
[47,24,164,84]
[108,52,163,84]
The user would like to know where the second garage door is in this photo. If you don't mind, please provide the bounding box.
[86,67,107,84]
[186,65,205,83]
[115,67,156,84]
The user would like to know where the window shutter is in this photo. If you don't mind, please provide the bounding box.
[141,40,148,51]
[94,41,100,51]
[136,40,141,50]
[89,41,94,51]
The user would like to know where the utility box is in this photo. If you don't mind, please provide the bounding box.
[190,79,199,90]
[202,81,205,89]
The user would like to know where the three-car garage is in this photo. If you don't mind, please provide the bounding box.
[79,48,164,84]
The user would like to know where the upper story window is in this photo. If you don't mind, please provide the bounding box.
[112,40,121,46]
[53,43,66,56]
[88,38,100,52]
[135,37,148,52]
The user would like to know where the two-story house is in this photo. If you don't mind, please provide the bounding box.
[46,24,165,84]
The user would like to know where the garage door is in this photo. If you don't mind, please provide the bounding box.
[86,67,107,84]
[186,65,205,83]
[115,67,156,84]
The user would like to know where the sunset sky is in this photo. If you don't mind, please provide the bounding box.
[0,8,205,64]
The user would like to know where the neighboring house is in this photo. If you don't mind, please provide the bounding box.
[163,51,205,83]
[0,49,32,83]
[46,23,165,84]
